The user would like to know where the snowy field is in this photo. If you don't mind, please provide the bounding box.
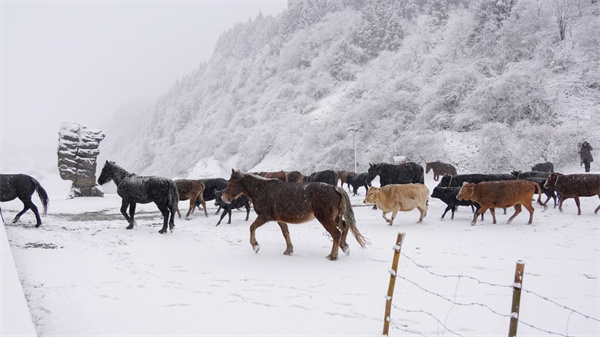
[2,172,599,336]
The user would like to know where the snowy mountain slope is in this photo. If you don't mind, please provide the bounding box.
[100,0,600,179]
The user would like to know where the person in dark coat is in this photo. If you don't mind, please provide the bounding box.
[579,141,594,172]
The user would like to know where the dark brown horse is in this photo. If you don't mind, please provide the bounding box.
[425,161,457,181]
[174,179,208,218]
[285,171,304,183]
[544,173,600,215]
[336,170,356,192]
[221,170,368,260]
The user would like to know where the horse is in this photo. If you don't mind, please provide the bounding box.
[214,190,251,226]
[0,174,49,227]
[252,171,288,182]
[336,170,356,191]
[303,169,338,185]
[174,179,208,218]
[425,161,457,181]
[97,161,178,234]
[285,171,304,183]
[221,170,368,260]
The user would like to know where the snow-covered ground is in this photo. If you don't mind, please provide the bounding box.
[2,171,599,336]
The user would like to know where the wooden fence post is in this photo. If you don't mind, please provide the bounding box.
[383,232,406,336]
[508,260,525,337]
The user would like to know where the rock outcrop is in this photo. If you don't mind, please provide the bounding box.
[57,122,105,198]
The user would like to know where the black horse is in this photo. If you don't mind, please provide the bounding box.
[0,174,49,227]
[346,172,371,196]
[97,161,178,234]
[303,170,338,185]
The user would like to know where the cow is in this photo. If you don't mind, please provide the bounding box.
[438,173,515,188]
[363,184,429,226]
[532,162,554,173]
[511,171,551,179]
[303,170,337,186]
[456,180,546,225]
[522,176,557,208]
[367,162,424,186]
[213,190,251,226]
[544,173,600,215]
[430,186,482,220]
[346,172,371,196]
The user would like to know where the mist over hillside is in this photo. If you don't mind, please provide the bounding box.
[101,0,600,179]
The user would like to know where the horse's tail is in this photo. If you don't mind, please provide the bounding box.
[336,187,369,248]
[31,177,49,216]
[168,181,179,214]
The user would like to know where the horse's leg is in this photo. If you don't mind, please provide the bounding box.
[156,202,170,234]
[27,200,42,227]
[12,200,31,224]
[339,222,350,255]
[227,207,233,224]
[507,204,522,224]
[186,197,195,219]
[249,217,267,253]
[0,206,4,224]
[276,222,294,256]
[322,220,341,261]
[120,200,134,229]
[197,195,208,217]
[244,204,250,221]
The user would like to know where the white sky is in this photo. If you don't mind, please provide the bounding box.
[0,0,287,174]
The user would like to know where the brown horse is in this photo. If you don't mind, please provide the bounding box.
[252,171,288,182]
[336,170,356,191]
[425,161,457,181]
[285,170,304,183]
[174,179,208,218]
[221,170,368,260]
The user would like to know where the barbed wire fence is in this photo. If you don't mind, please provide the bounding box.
[383,233,600,336]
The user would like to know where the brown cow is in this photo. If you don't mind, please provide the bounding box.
[363,184,429,225]
[457,180,546,225]
[544,173,600,215]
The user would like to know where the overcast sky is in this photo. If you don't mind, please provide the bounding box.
[1,0,287,175]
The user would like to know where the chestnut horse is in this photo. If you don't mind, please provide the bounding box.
[174,179,208,218]
[221,170,368,260]
[252,171,287,182]
[425,161,457,181]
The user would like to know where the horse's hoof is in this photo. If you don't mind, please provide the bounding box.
[341,246,350,256]
[159,229,166,234]
[253,245,260,253]
[326,254,339,261]
[126,225,134,230]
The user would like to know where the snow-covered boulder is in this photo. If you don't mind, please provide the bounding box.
[57,122,105,198]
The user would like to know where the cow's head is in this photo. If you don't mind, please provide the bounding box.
[456,182,474,200]
[363,186,380,204]
[543,172,560,189]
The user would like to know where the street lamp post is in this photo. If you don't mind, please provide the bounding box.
[348,122,361,173]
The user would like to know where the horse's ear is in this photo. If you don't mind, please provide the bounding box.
[231,168,235,174]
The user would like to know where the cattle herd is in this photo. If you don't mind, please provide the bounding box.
[1,159,599,260]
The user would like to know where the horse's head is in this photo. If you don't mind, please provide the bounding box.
[97,161,116,185]
[222,169,244,203]
[425,162,432,173]
[366,163,380,181]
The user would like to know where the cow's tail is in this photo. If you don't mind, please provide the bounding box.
[31,177,49,216]
[336,186,369,248]
[531,182,547,209]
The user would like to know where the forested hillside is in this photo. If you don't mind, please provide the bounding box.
[102,0,600,178]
